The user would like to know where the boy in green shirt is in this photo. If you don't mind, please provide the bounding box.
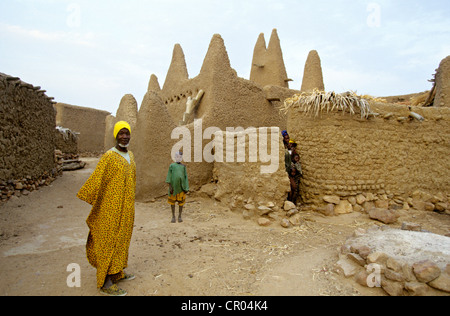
[166,152,189,223]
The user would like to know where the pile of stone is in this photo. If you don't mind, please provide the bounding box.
[55,149,86,171]
[0,169,60,203]
[315,190,449,218]
[337,225,450,296]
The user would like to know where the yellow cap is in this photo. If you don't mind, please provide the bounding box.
[114,121,131,139]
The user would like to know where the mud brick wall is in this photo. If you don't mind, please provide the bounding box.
[55,103,110,154]
[0,73,56,181]
[212,128,290,209]
[287,103,450,208]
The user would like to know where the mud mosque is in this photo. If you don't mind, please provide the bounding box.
[1,29,449,216]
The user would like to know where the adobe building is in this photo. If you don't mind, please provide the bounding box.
[55,103,110,154]
[104,30,449,218]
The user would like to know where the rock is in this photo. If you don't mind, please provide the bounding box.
[317,204,334,216]
[368,208,398,224]
[335,200,353,215]
[244,203,255,210]
[428,271,450,293]
[258,206,272,216]
[404,282,434,296]
[289,213,303,226]
[435,202,448,212]
[386,257,402,273]
[258,218,271,227]
[401,222,421,232]
[15,182,24,190]
[336,256,358,277]
[283,201,296,211]
[412,260,441,283]
[384,269,405,282]
[351,245,371,260]
[356,194,366,205]
[381,279,404,296]
[347,253,365,267]
[323,195,340,205]
[374,199,389,209]
[280,218,291,228]
[367,252,388,266]
[355,270,370,287]
[286,208,298,217]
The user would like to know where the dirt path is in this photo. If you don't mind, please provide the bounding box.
[1,158,448,296]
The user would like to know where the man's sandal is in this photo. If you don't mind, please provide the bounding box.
[122,273,135,281]
[99,284,127,296]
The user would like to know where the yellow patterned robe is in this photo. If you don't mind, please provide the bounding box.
[77,150,136,288]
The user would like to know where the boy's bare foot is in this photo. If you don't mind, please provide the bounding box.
[178,217,183,223]
[171,217,176,223]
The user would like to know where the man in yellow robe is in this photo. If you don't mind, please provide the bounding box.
[77,121,136,296]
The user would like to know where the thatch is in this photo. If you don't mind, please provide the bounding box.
[282,89,373,119]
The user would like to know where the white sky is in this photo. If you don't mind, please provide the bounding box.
[1,0,449,114]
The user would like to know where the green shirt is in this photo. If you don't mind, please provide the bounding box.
[166,163,189,196]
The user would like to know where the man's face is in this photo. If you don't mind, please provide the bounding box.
[116,128,131,147]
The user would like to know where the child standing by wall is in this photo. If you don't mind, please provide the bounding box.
[166,152,189,223]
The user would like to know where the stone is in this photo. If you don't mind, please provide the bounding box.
[351,245,371,260]
[258,206,272,216]
[317,204,334,217]
[367,252,388,266]
[404,282,434,296]
[286,208,298,217]
[15,182,24,190]
[435,202,448,212]
[356,194,366,205]
[347,253,365,267]
[368,208,398,224]
[336,257,358,277]
[244,204,256,210]
[323,195,340,205]
[412,260,441,283]
[335,200,353,215]
[258,218,271,227]
[381,279,404,296]
[280,218,291,228]
[386,257,403,273]
[289,213,303,226]
[283,201,296,211]
[401,222,421,232]
[384,269,404,282]
[355,270,370,287]
[428,272,450,293]
[374,199,389,209]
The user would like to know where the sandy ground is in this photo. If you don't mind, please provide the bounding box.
[1,158,449,296]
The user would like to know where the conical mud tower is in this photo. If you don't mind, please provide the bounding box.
[163,44,189,91]
[133,91,177,200]
[301,50,325,92]
[250,29,290,88]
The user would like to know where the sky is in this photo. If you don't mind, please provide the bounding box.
[0,0,449,114]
